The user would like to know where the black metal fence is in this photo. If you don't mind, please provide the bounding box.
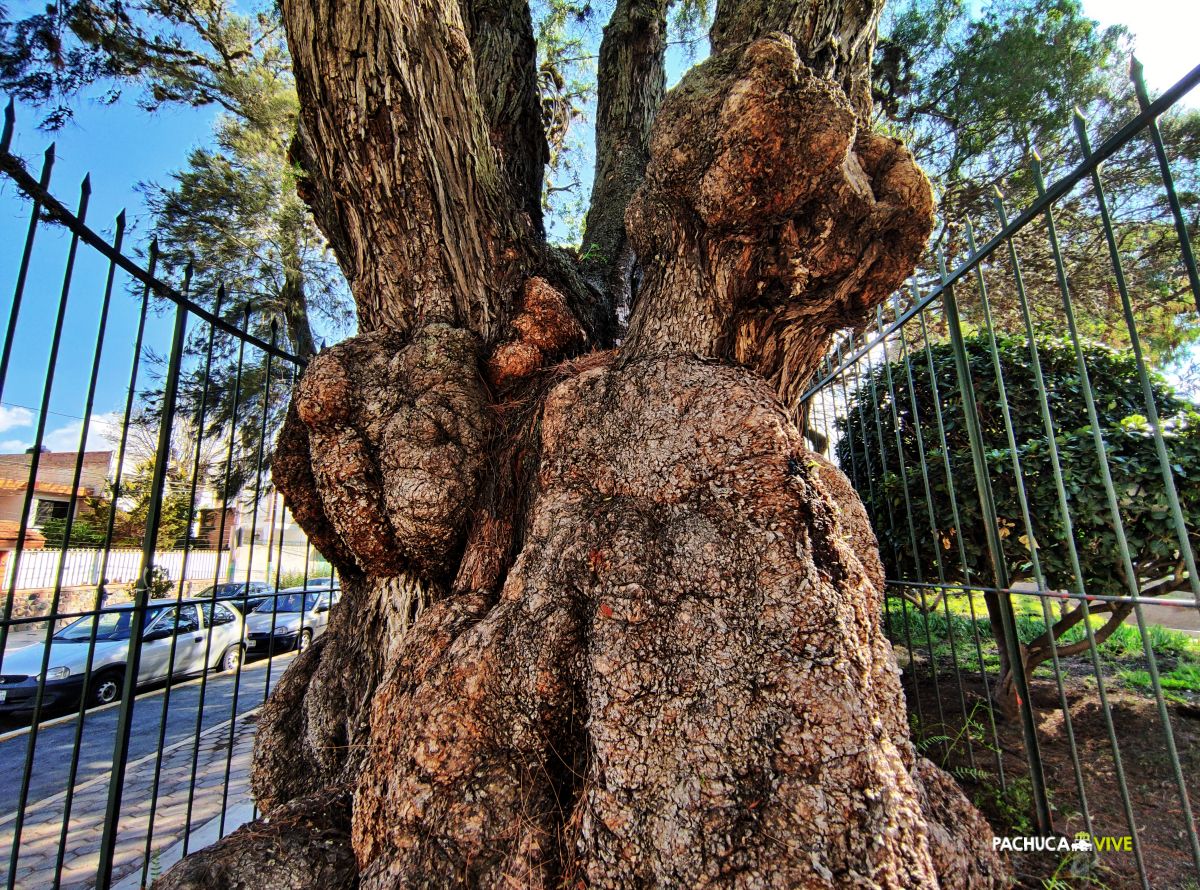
[0,57,1197,890]
[0,99,319,889]
[802,61,1200,888]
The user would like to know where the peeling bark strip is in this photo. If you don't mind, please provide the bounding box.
[158,1,1003,887]
[284,0,539,340]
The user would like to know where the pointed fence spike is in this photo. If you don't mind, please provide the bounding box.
[1130,57,1151,107]
[992,189,1009,223]
[1072,107,1090,146]
[1029,150,1045,188]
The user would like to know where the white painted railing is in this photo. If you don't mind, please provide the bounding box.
[2,547,234,590]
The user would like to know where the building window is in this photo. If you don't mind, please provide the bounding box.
[33,498,70,527]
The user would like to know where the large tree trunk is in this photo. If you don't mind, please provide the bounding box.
[159,1,1006,887]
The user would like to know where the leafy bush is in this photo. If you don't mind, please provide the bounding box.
[839,333,1199,698]
[39,517,108,548]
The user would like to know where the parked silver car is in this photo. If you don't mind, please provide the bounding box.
[244,585,339,655]
[0,598,246,712]
[196,580,273,613]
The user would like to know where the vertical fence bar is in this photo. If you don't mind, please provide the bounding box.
[1032,152,1200,873]
[915,306,1007,783]
[1131,58,1200,313]
[53,249,157,882]
[217,320,278,837]
[964,216,1093,834]
[181,308,251,856]
[994,187,1149,884]
[876,305,948,743]
[11,206,127,888]
[139,270,216,884]
[3,172,93,890]
[0,141,54,404]
[938,248,1053,835]
[0,169,83,670]
[892,293,976,768]
[861,329,925,724]
[95,300,189,889]
[1073,111,1200,608]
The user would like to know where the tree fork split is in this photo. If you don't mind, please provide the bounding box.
[158,1,1007,886]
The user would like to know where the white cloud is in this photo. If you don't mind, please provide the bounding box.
[0,412,126,456]
[0,405,33,434]
[42,413,124,454]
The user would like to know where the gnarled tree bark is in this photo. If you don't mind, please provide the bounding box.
[159,1,1006,887]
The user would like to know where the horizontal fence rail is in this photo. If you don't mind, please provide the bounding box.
[802,61,1200,890]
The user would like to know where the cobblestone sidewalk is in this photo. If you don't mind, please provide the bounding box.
[0,710,258,889]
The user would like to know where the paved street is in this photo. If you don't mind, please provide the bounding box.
[0,652,294,888]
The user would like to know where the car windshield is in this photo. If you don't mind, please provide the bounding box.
[54,607,166,642]
[253,593,316,613]
[200,583,250,598]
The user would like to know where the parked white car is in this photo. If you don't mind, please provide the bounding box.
[0,598,246,712]
[244,585,339,655]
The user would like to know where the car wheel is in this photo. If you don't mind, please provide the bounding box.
[88,669,123,708]
[220,644,244,673]
[296,629,313,653]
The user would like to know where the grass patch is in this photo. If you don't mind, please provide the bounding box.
[884,590,1200,693]
[1118,662,1200,693]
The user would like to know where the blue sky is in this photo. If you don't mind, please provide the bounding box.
[0,0,1195,461]
[0,97,218,459]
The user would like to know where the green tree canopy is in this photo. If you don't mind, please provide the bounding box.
[876,0,1200,368]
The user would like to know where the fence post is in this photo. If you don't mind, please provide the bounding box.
[937,250,1053,836]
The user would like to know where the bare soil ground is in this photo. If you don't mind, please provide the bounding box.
[905,669,1200,889]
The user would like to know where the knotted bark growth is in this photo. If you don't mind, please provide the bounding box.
[347,356,1000,887]
[158,1,1007,887]
[622,33,934,416]
[276,324,492,578]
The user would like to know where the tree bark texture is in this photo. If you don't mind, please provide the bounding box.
[579,0,668,326]
[285,0,540,340]
[158,1,1007,887]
